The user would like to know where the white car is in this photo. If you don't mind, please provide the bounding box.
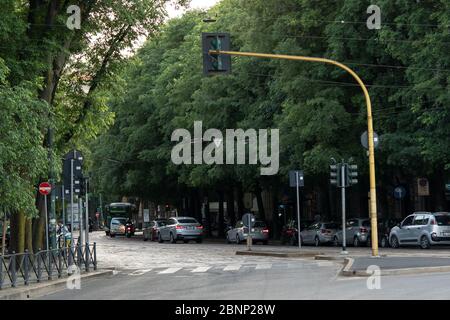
[389,212,450,249]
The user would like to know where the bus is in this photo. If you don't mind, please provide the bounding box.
[104,202,137,235]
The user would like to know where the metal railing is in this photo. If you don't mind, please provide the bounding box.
[0,243,97,290]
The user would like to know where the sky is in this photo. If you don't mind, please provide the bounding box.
[166,0,221,18]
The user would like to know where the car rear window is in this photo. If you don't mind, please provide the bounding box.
[112,219,126,225]
[254,221,266,228]
[435,215,450,226]
[324,223,339,229]
[178,218,198,224]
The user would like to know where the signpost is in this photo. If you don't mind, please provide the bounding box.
[289,170,304,249]
[39,182,52,251]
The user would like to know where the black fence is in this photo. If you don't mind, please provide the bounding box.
[0,243,97,290]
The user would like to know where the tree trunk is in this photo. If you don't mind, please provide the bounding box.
[255,184,265,220]
[32,195,46,252]
[218,190,225,237]
[236,183,245,219]
[203,191,212,237]
[9,211,25,254]
[226,187,236,228]
[25,217,33,254]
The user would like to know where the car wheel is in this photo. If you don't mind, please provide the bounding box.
[314,236,320,247]
[353,237,360,247]
[263,240,268,245]
[381,236,388,248]
[110,233,115,238]
[158,233,163,243]
[196,238,203,244]
[333,236,339,247]
[390,235,399,248]
[420,235,431,249]
[170,233,177,244]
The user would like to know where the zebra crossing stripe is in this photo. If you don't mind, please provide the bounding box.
[158,267,182,274]
[255,263,272,270]
[191,266,211,273]
[129,269,152,276]
[223,264,241,271]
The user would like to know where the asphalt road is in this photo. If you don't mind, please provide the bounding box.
[37,232,450,300]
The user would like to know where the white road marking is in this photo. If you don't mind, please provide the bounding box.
[255,263,272,270]
[158,267,182,274]
[129,269,152,276]
[223,264,241,271]
[316,261,335,267]
[192,266,212,273]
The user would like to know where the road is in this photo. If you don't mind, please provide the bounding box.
[38,231,450,300]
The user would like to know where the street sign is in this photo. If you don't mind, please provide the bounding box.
[39,182,52,196]
[242,213,255,228]
[289,170,304,187]
[394,186,406,200]
[417,178,430,196]
[361,131,380,150]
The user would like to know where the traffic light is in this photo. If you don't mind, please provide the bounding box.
[346,164,358,186]
[330,164,341,187]
[202,33,231,76]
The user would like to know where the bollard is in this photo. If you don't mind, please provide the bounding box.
[10,251,16,288]
[24,250,29,286]
[85,244,89,272]
[48,248,52,281]
[93,242,97,270]
[58,248,62,278]
[0,255,4,289]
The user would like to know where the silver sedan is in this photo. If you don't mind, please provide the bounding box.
[158,217,204,243]
[226,220,269,245]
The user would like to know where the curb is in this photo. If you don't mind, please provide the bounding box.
[0,269,114,300]
[236,250,322,258]
[340,258,450,277]
[315,255,347,261]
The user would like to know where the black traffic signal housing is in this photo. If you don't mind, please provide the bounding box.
[202,33,231,76]
[330,164,341,187]
[346,164,358,186]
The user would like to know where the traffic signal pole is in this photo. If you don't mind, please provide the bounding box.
[210,50,379,256]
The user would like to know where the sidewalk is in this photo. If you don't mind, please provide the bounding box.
[342,256,450,276]
[0,269,113,300]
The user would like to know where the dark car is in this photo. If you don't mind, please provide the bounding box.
[369,217,403,247]
[281,219,313,246]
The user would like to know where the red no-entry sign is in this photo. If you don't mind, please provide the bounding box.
[39,182,52,196]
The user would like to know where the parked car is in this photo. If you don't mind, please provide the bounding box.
[389,212,450,249]
[109,217,134,238]
[300,222,339,246]
[367,217,402,248]
[280,219,312,245]
[333,218,371,247]
[143,219,167,241]
[158,217,204,243]
[226,220,269,245]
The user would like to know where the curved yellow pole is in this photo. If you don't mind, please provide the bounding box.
[211,50,379,256]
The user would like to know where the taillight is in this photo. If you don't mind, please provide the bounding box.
[196,225,203,229]
[360,227,368,233]
[430,219,436,225]
[262,228,269,233]
[176,225,184,230]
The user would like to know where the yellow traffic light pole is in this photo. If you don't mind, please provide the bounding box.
[211,50,379,257]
